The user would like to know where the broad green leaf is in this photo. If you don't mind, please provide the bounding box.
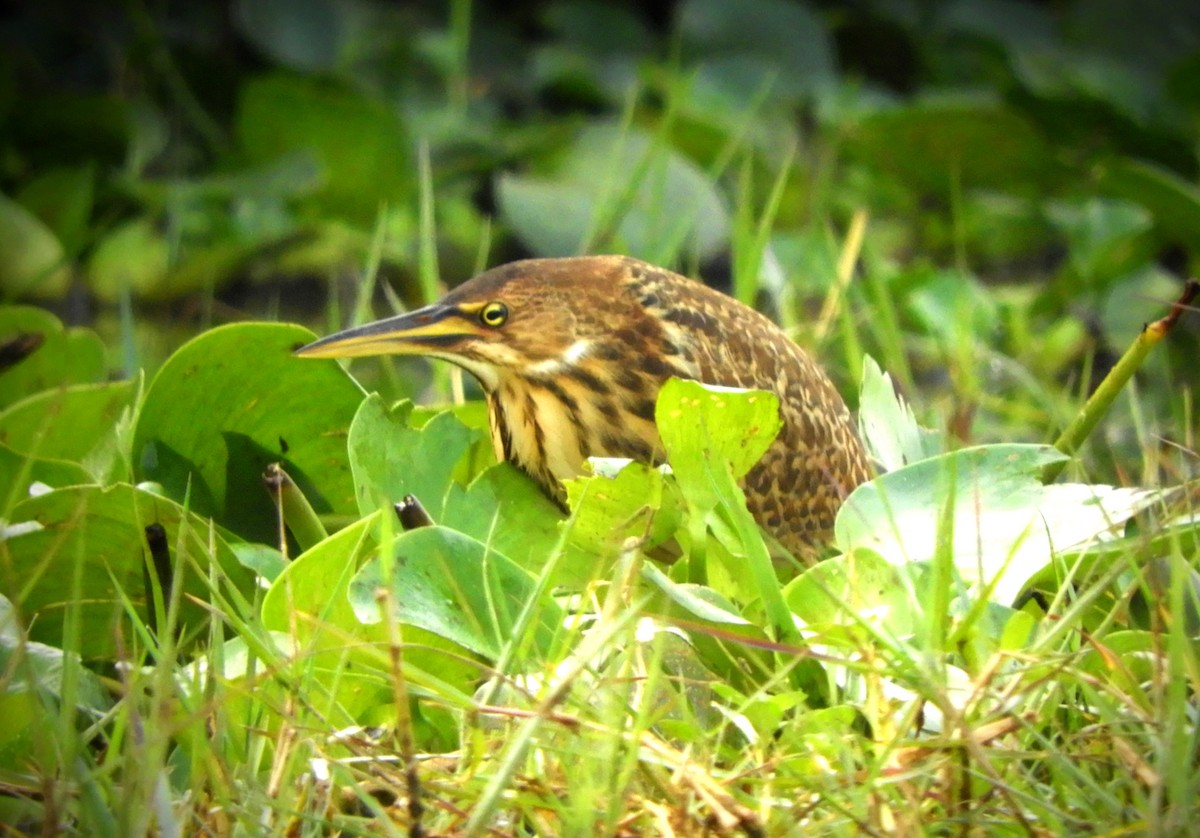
[655,379,798,643]
[906,269,1001,348]
[836,444,1160,604]
[349,525,565,662]
[657,379,782,490]
[0,192,70,299]
[0,483,252,660]
[1097,158,1200,244]
[0,306,106,408]
[236,73,412,222]
[656,378,766,566]
[678,0,835,104]
[233,0,345,72]
[562,460,681,557]
[1100,265,1183,345]
[784,548,914,639]
[0,380,135,481]
[640,562,749,626]
[497,122,730,264]
[1044,197,1155,283]
[259,513,479,716]
[133,323,363,545]
[442,462,591,584]
[261,512,378,635]
[347,395,477,518]
[1076,630,1163,702]
[638,561,775,693]
[0,443,93,515]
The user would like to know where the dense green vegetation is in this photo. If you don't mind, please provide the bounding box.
[2,0,1198,833]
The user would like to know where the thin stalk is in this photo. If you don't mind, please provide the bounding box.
[1045,279,1197,483]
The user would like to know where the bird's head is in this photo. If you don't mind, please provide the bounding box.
[295,256,667,391]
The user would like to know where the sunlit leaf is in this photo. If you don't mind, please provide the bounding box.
[259,512,479,720]
[1,483,251,659]
[347,394,477,518]
[0,306,105,409]
[837,444,1160,604]
[349,525,565,661]
[133,323,363,544]
[0,380,135,482]
[857,356,939,473]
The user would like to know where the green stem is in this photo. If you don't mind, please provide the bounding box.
[264,463,328,553]
[1045,279,1198,483]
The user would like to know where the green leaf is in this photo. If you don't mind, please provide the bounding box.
[836,444,1160,604]
[784,548,914,639]
[844,98,1056,198]
[260,512,378,635]
[0,443,93,515]
[86,218,171,302]
[133,323,363,544]
[640,562,749,626]
[442,463,587,583]
[562,460,681,560]
[856,356,939,473]
[1044,197,1155,283]
[349,525,565,662]
[678,0,835,102]
[233,0,345,73]
[259,512,480,716]
[496,122,730,264]
[1076,630,1164,698]
[0,595,112,773]
[1097,157,1200,243]
[236,73,412,222]
[0,192,70,299]
[1,483,252,660]
[655,379,798,644]
[906,269,1002,347]
[347,395,477,518]
[656,378,781,509]
[0,380,136,481]
[0,306,106,409]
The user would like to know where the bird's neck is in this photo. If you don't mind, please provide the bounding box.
[486,375,587,497]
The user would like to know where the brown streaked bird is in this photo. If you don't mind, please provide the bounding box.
[296,256,871,557]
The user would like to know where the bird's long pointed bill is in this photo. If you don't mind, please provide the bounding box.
[294,306,469,359]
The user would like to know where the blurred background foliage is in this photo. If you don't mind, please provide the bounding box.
[1,0,1197,477]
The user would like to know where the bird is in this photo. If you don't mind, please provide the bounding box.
[296,255,871,558]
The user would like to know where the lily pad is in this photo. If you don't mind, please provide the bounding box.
[349,526,565,662]
[0,307,106,409]
[133,323,363,545]
[346,394,477,518]
[1,483,251,659]
[0,443,93,513]
[0,380,135,482]
[836,444,1159,604]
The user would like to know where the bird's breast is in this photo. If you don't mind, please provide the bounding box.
[487,368,663,496]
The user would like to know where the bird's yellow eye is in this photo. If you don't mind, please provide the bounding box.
[479,302,508,327]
